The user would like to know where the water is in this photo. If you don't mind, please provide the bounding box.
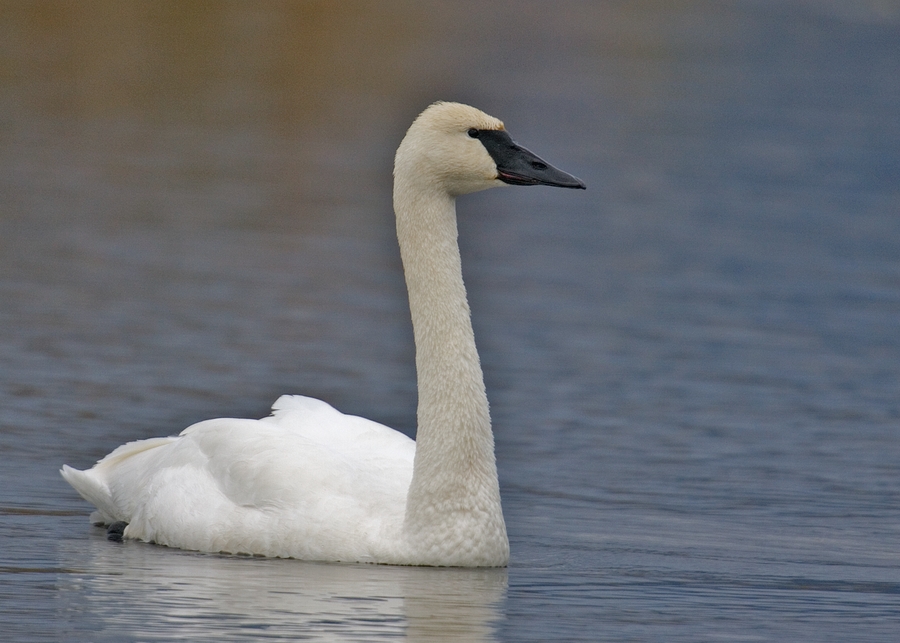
[2,1,899,640]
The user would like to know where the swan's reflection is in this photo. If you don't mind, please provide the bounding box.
[59,531,506,642]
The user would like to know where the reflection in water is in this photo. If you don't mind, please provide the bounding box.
[58,534,506,642]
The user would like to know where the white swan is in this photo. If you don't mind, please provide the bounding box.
[61,102,585,567]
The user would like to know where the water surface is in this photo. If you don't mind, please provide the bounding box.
[1,1,899,641]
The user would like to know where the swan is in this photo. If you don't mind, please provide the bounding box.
[61,102,585,567]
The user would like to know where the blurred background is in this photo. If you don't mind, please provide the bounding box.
[1,1,899,641]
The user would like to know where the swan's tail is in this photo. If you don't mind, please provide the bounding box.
[61,435,177,526]
[60,465,119,525]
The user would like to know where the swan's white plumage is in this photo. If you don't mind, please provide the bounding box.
[62,101,582,566]
[63,395,415,562]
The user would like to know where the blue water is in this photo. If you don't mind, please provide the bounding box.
[1,1,899,641]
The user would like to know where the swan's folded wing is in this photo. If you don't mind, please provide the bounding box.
[63,396,416,559]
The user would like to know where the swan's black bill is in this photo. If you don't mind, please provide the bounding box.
[473,129,586,190]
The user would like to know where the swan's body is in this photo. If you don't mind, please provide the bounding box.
[62,102,584,566]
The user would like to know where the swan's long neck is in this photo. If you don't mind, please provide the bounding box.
[394,178,508,565]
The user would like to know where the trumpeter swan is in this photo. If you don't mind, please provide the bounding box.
[61,102,585,567]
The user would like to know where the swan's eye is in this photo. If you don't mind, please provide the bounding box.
[467,128,479,138]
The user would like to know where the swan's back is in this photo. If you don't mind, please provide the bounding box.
[63,396,415,561]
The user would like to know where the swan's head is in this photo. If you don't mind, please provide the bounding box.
[394,102,586,197]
